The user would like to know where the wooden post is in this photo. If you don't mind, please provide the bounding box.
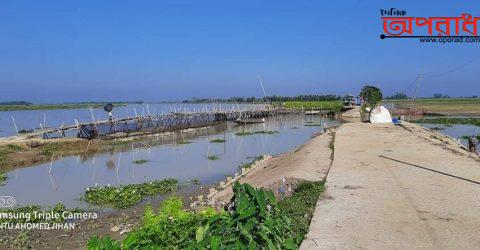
[11,115,19,134]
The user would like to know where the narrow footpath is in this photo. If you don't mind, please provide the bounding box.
[301,122,480,249]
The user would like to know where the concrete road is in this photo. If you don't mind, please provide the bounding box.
[301,123,480,249]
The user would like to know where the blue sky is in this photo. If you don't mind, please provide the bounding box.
[0,0,478,102]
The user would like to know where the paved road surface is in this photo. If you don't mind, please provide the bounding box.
[301,123,480,249]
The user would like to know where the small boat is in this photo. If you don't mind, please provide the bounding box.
[232,117,265,124]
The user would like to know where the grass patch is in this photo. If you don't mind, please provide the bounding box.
[209,138,226,143]
[84,179,179,208]
[207,155,220,160]
[6,144,23,151]
[177,140,192,145]
[88,182,306,249]
[414,117,480,127]
[133,159,149,164]
[278,181,325,242]
[0,144,25,163]
[40,143,58,156]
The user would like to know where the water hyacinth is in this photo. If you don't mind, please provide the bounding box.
[84,178,179,208]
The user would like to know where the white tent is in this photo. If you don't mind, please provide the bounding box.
[369,105,392,123]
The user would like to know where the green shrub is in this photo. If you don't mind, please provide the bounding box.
[88,183,300,249]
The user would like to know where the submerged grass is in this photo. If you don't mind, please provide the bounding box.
[133,159,149,164]
[177,140,192,145]
[209,138,227,143]
[84,178,179,208]
[234,130,278,136]
[239,155,264,169]
[461,135,480,141]
[0,172,7,185]
[207,155,220,160]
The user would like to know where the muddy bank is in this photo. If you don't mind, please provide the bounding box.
[0,123,228,171]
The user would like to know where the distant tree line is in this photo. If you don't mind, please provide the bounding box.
[384,92,479,100]
[0,101,33,105]
[182,95,341,103]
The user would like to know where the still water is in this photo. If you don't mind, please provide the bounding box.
[0,114,339,208]
[419,122,479,152]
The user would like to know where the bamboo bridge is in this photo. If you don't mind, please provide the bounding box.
[15,107,299,140]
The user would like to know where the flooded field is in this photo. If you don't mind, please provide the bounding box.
[0,113,339,208]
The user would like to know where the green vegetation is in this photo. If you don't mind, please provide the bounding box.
[0,102,128,111]
[209,138,227,143]
[239,155,264,169]
[360,85,383,106]
[207,155,220,160]
[415,117,480,127]
[283,101,343,112]
[90,181,325,249]
[0,143,25,163]
[177,140,192,145]
[0,172,7,185]
[18,129,34,134]
[279,181,325,243]
[6,144,23,151]
[235,130,279,136]
[84,179,179,208]
[40,143,58,156]
[133,159,149,164]
[88,236,121,250]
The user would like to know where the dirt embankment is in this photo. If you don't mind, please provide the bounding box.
[210,131,335,204]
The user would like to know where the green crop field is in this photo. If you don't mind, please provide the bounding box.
[282,101,343,112]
